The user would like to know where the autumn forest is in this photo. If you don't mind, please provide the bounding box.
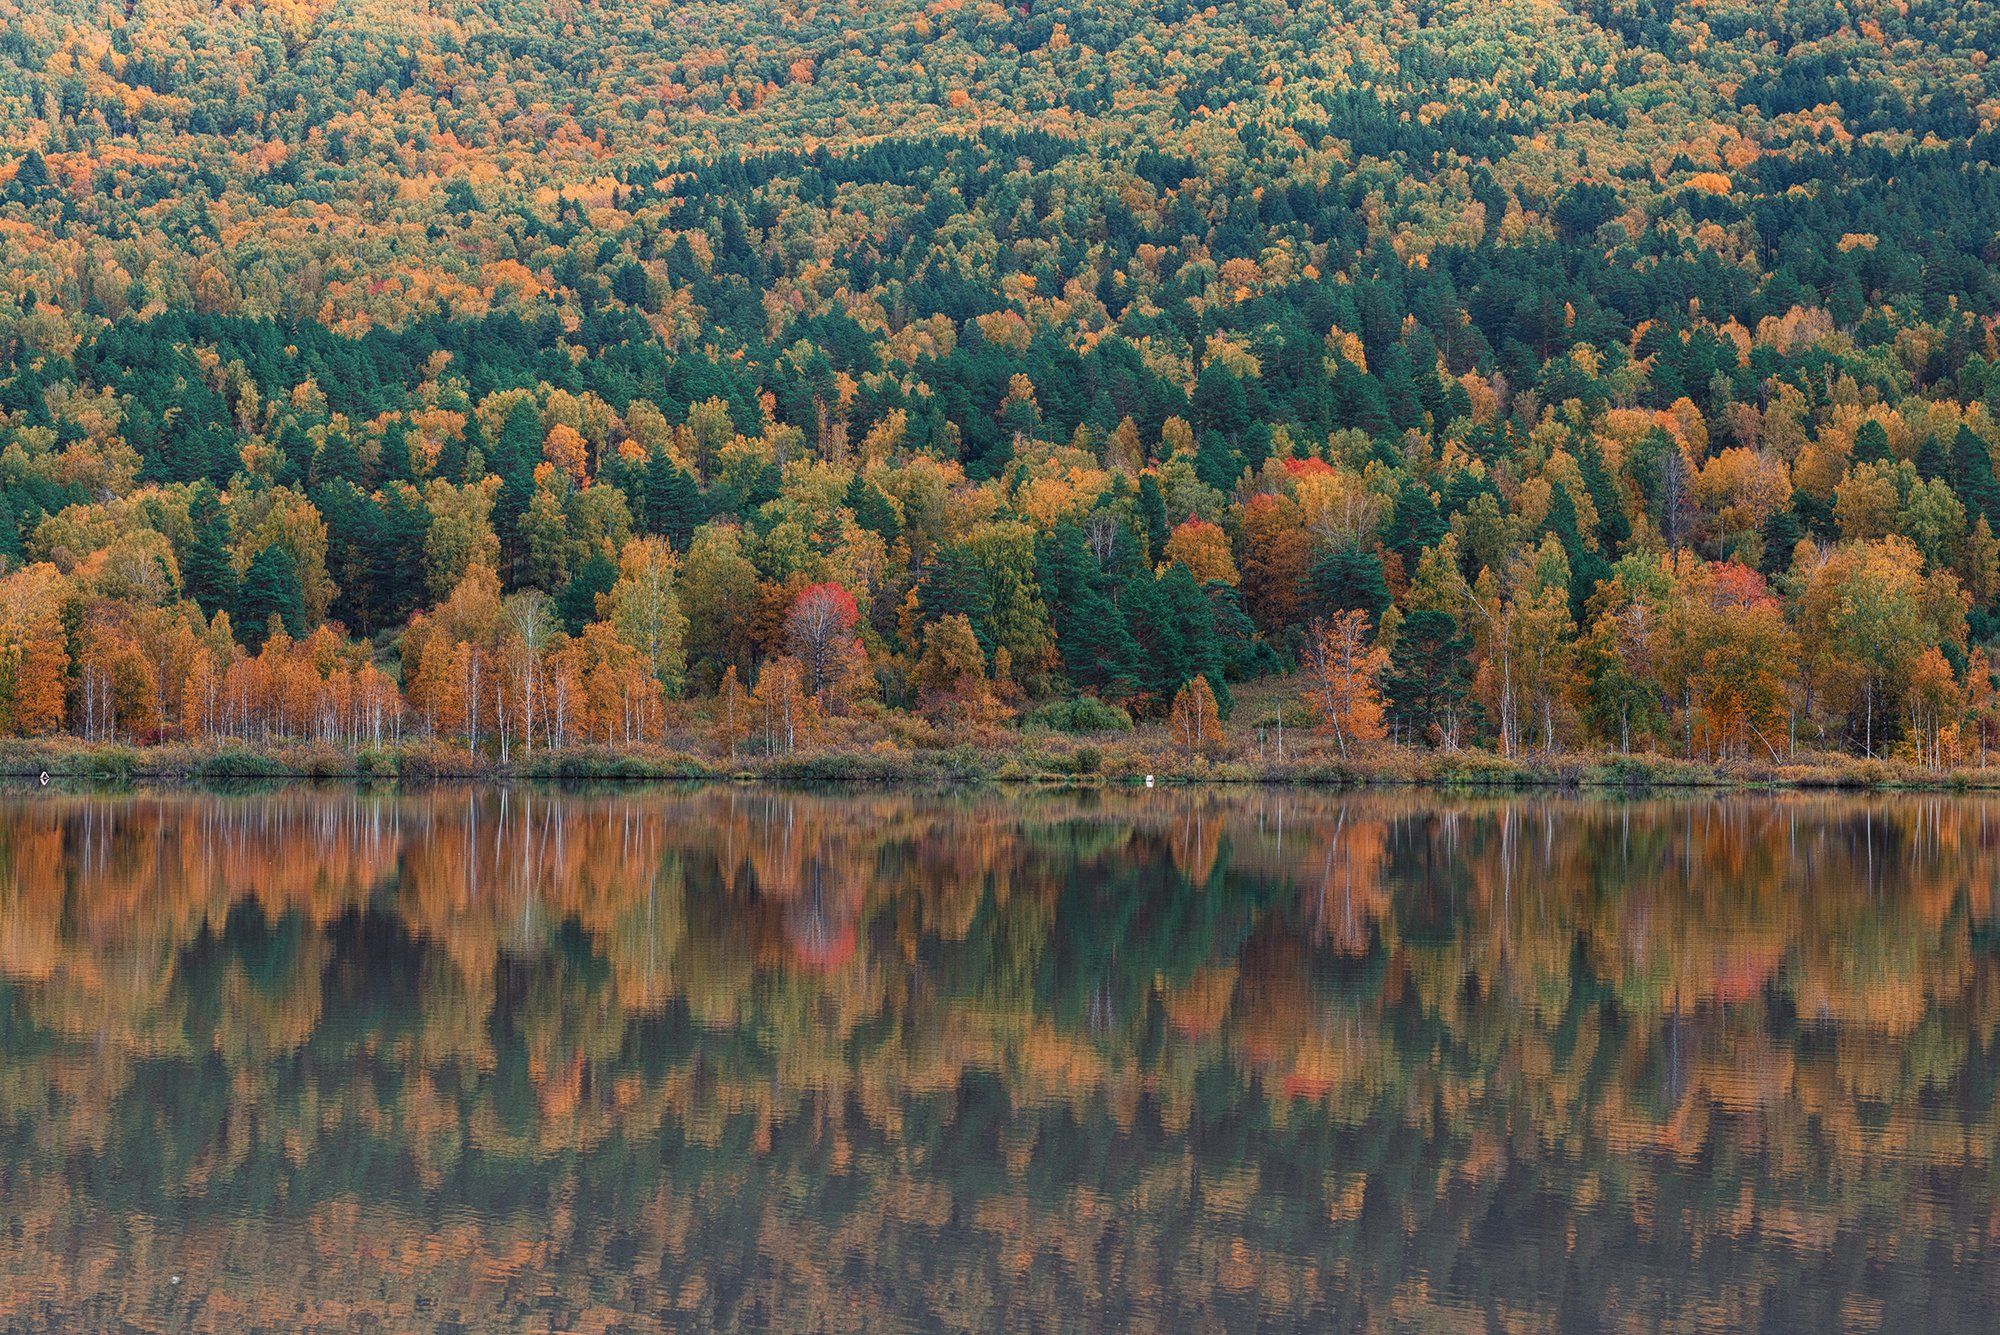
[4,0,2000,773]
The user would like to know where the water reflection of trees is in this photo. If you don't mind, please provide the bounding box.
[1,787,1998,1330]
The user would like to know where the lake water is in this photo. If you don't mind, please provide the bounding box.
[1,786,1997,1331]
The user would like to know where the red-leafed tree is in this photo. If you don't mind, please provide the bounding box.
[785,582,863,707]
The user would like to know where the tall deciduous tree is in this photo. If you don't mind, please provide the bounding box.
[1301,612,1388,759]
[605,538,689,703]
[1168,675,1224,755]
[786,582,862,707]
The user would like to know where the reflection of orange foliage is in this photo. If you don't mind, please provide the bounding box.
[1162,964,1238,1038]
[0,788,1997,1328]
[1303,815,1388,952]
[1166,805,1223,882]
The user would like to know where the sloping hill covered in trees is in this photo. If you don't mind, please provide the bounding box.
[2,0,2000,770]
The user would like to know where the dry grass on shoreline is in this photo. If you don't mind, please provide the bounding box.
[2,733,1992,793]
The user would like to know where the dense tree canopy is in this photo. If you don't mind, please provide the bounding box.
[3,0,2000,765]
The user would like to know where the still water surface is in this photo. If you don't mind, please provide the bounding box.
[2,785,1998,1331]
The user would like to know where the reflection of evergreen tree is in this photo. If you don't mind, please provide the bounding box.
[1033,833,1271,1034]
[0,792,1995,1328]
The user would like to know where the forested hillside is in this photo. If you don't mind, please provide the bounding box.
[3,0,2000,769]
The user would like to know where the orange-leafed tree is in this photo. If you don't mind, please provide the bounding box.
[183,648,223,741]
[752,655,814,754]
[712,665,750,758]
[1966,648,2000,767]
[605,536,687,703]
[75,606,161,743]
[914,613,1006,732]
[402,625,457,744]
[1301,612,1389,758]
[1168,675,1225,755]
[574,620,656,746]
[1903,646,1963,772]
[1238,493,1310,632]
[1162,518,1239,587]
[543,423,590,483]
[0,563,70,736]
[541,631,586,751]
[351,660,400,748]
[1654,558,1793,761]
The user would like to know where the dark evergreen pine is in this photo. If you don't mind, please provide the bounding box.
[1851,420,1893,467]
[1194,432,1242,492]
[1374,343,1423,431]
[1383,476,1446,569]
[237,545,305,649]
[1384,609,1475,747]
[558,551,618,634]
[917,545,997,653]
[646,450,706,551]
[1631,428,1695,552]
[182,485,237,622]
[313,423,365,488]
[845,473,901,543]
[1574,436,1630,550]
[1331,366,1394,437]
[1546,484,1610,624]
[1307,547,1391,624]
[1204,581,1277,682]
[1035,522,1140,698]
[1136,474,1169,563]
[7,148,48,199]
[1759,506,1803,582]
[1118,572,1184,713]
[435,413,475,482]
[371,485,431,629]
[1950,425,2000,528]
[1191,363,1247,439]
[0,486,21,564]
[1914,435,1951,483]
[490,399,544,584]
[1124,564,1234,716]
[316,482,375,633]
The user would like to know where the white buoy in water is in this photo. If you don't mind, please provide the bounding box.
[1145,774,1155,788]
